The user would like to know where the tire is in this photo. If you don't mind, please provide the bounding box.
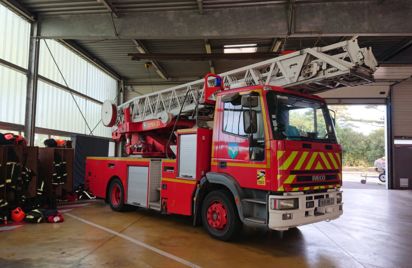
[108,179,127,211]
[378,173,386,183]
[201,190,242,241]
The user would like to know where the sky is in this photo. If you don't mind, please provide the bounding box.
[330,105,386,135]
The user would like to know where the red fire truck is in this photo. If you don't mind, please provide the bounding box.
[86,39,377,241]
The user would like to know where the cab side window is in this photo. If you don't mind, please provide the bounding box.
[222,95,265,161]
[223,101,246,136]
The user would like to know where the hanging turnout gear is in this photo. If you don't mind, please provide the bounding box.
[24,209,44,223]
[52,161,67,186]
[75,184,96,200]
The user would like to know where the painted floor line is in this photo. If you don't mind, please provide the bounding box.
[65,213,201,268]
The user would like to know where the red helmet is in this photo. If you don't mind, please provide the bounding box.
[4,133,14,141]
[11,207,25,223]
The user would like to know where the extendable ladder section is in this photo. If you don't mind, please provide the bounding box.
[119,38,377,123]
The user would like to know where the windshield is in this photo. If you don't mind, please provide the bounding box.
[266,91,337,142]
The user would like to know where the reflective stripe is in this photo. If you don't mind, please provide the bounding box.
[284,175,296,184]
[328,152,339,169]
[319,152,331,169]
[294,151,309,170]
[315,161,323,170]
[279,151,298,170]
[335,153,341,163]
[277,150,285,160]
[162,178,197,185]
[305,152,318,170]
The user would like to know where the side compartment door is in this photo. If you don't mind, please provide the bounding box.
[127,166,149,207]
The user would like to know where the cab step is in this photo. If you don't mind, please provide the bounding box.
[149,202,161,211]
[242,198,266,205]
[244,217,266,225]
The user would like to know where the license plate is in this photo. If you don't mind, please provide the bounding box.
[318,198,334,207]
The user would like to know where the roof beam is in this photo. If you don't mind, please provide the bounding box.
[96,0,119,17]
[205,40,215,74]
[270,38,283,52]
[0,0,35,21]
[37,1,412,39]
[129,52,279,61]
[196,0,203,15]
[132,40,169,80]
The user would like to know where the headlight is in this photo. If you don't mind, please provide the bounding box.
[336,192,342,204]
[270,198,299,210]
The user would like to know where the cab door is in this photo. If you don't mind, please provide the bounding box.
[213,91,269,190]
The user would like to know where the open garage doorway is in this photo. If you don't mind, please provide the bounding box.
[329,105,388,190]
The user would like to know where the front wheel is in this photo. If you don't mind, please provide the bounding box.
[108,179,126,211]
[201,190,241,241]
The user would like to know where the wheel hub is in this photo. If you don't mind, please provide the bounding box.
[207,201,227,230]
[111,184,121,206]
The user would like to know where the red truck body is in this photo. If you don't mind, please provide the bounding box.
[86,85,343,241]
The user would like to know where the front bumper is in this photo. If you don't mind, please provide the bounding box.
[268,189,343,231]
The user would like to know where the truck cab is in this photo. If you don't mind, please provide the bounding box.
[208,85,342,232]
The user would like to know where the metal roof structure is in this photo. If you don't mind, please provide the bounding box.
[1,0,412,86]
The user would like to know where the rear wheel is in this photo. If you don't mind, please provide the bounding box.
[201,190,241,241]
[108,179,126,211]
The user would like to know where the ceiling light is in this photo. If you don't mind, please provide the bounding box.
[224,43,257,54]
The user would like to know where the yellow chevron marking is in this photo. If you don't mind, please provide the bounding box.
[319,152,331,169]
[292,187,299,191]
[335,153,341,163]
[278,186,284,191]
[313,186,320,190]
[277,174,282,180]
[328,185,334,188]
[319,186,325,189]
[277,150,285,160]
[328,152,339,169]
[284,175,296,184]
[303,187,310,191]
[294,151,309,170]
[315,161,323,170]
[305,152,318,170]
[279,151,298,170]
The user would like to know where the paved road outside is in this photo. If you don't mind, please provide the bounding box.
[342,170,386,190]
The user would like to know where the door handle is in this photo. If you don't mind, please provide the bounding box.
[218,161,227,168]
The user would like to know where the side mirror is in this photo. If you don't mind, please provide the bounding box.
[241,95,259,108]
[243,110,258,134]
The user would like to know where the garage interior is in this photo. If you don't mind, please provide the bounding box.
[1,1,412,267]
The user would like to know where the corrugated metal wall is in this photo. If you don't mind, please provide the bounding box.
[0,4,30,125]
[0,4,30,68]
[36,40,117,137]
[1,3,117,137]
[0,65,27,124]
[392,79,412,137]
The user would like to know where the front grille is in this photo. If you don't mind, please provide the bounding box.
[296,174,337,182]
[291,181,338,187]
[290,169,339,175]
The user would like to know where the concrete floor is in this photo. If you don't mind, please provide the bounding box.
[1,186,411,268]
